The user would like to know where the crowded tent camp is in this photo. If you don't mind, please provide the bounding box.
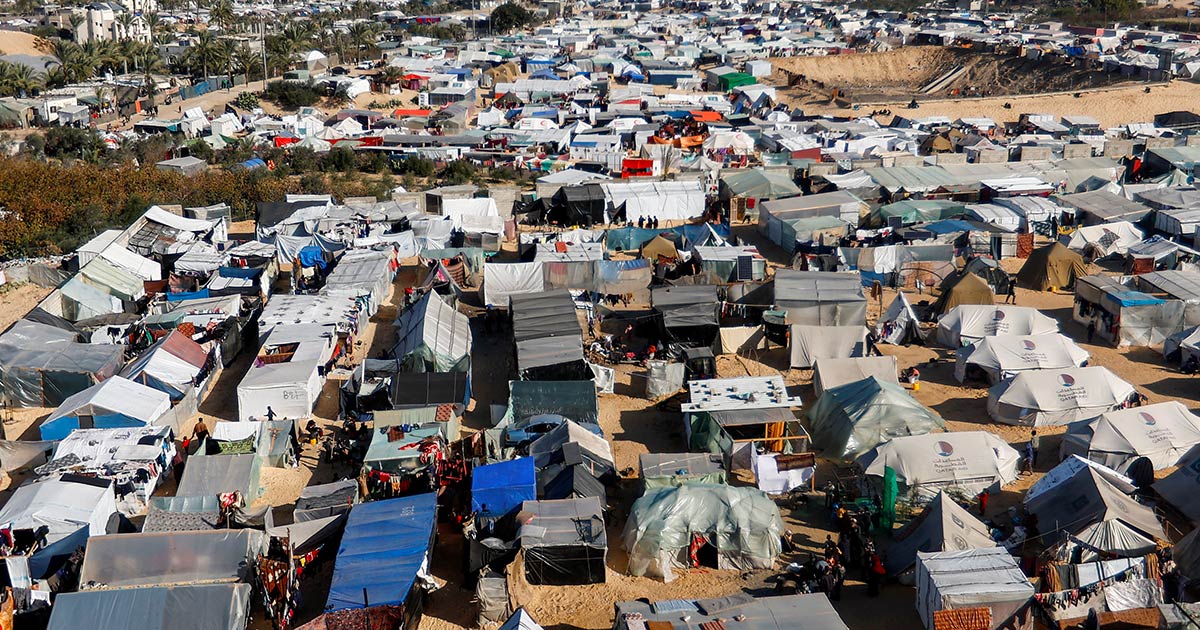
[11,8,1200,629]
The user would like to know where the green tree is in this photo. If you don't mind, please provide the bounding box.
[490,2,535,33]
[347,22,378,63]
[0,62,44,97]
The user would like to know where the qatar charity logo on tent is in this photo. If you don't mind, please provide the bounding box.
[993,309,1006,321]
[1023,340,1037,351]
[1140,412,1157,426]
[1059,373,1075,388]
[935,441,955,457]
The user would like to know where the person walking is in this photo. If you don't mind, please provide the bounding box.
[1086,319,1096,344]
[866,552,885,597]
[1006,281,1017,304]
[266,406,277,421]
[192,417,210,442]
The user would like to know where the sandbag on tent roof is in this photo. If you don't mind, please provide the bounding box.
[518,497,607,585]
[1025,464,1165,547]
[883,491,997,576]
[812,356,897,400]
[789,325,864,369]
[807,376,945,461]
[931,271,994,316]
[47,583,252,630]
[1017,242,1087,291]
[78,530,266,589]
[858,431,1020,503]
[1063,221,1144,258]
[392,291,472,373]
[955,334,1089,384]
[40,375,173,440]
[875,292,924,346]
[987,366,1135,426]
[325,493,437,614]
[937,305,1060,348]
[915,548,1034,630]
[624,484,783,582]
[1060,401,1200,471]
[472,457,536,521]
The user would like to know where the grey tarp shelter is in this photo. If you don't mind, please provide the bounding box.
[0,340,124,408]
[614,593,848,630]
[392,291,472,373]
[624,483,783,581]
[1025,465,1166,548]
[806,376,946,460]
[651,285,720,338]
[176,453,263,500]
[773,270,866,326]
[1057,189,1152,226]
[518,497,607,585]
[47,583,252,630]
[1060,401,1200,471]
[78,530,266,588]
[812,356,897,400]
[510,290,587,380]
[1155,444,1200,524]
[884,491,998,576]
[789,325,864,369]
[915,548,1034,630]
[639,453,726,493]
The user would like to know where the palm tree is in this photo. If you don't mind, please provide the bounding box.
[67,13,85,42]
[114,12,135,42]
[347,22,377,63]
[209,0,235,33]
[144,12,166,44]
[265,34,299,78]
[0,62,43,97]
[230,43,259,80]
[186,31,222,79]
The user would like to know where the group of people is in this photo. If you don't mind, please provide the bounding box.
[636,215,662,230]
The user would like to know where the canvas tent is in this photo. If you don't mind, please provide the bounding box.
[884,491,998,576]
[39,376,173,440]
[773,270,866,326]
[510,290,587,380]
[325,493,437,615]
[624,484,783,582]
[47,583,252,630]
[789,325,864,369]
[0,474,117,576]
[937,305,1060,348]
[955,334,1089,384]
[987,366,1135,426]
[484,262,546,307]
[1154,445,1200,523]
[1063,221,1143,258]
[1060,401,1200,471]
[392,292,472,373]
[931,272,994,316]
[812,356,898,400]
[806,377,946,460]
[858,431,1020,503]
[1024,465,1165,548]
[875,293,924,346]
[518,497,607,585]
[915,548,1034,630]
[1017,242,1087,291]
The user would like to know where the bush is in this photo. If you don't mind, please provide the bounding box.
[234,91,260,110]
[262,81,322,109]
[322,146,357,174]
[41,127,103,160]
[396,156,434,177]
[442,159,476,185]
[490,2,536,33]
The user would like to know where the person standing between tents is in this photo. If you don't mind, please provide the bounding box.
[1086,319,1096,344]
[266,406,277,421]
[637,215,645,229]
[1026,430,1040,472]
[1006,280,1017,304]
[915,278,925,295]
[866,551,885,597]
[192,417,210,443]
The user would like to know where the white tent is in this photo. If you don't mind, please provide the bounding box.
[788,325,864,369]
[987,366,1136,426]
[237,361,322,423]
[1025,462,1165,549]
[884,491,997,576]
[483,262,545,307]
[0,475,117,575]
[305,50,329,74]
[1163,325,1200,367]
[875,292,923,345]
[955,334,1089,384]
[936,305,1060,348]
[702,131,755,153]
[858,431,1020,503]
[440,197,499,229]
[600,180,705,222]
[1059,401,1200,471]
[1154,445,1200,523]
[915,548,1034,630]
[98,244,162,281]
[812,356,897,399]
[40,376,173,441]
[1063,221,1144,257]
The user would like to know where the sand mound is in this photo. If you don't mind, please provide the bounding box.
[774,47,958,90]
[0,30,50,57]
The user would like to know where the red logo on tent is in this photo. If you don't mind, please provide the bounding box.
[936,441,955,457]
[1059,373,1075,387]
[1022,340,1037,351]
[1140,412,1156,426]
[993,310,1006,321]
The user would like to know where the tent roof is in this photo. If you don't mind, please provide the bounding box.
[1073,401,1200,465]
[720,168,802,199]
[640,234,681,260]
[813,356,898,397]
[1026,465,1165,544]
[519,496,607,549]
[652,285,719,328]
[472,457,537,518]
[78,530,265,589]
[509,380,598,425]
[0,474,112,540]
[988,366,1135,424]
[858,431,1020,490]
[47,583,252,630]
[389,372,470,407]
[614,593,848,630]
[933,271,994,315]
[1017,242,1087,291]
[45,376,172,425]
[916,547,1033,601]
[327,493,437,611]
[937,304,1059,347]
[176,453,260,498]
[884,491,997,575]
[510,290,584,372]
[957,333,1089,380]
[392,291,472,367]
[806,376,946,460]
[1154,444,1200,523]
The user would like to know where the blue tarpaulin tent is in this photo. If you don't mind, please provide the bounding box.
[472,457,536,520]
[298,246,327,270]
[327,492,437,612]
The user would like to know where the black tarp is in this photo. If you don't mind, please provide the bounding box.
[651,285,719,328]
[538,464,608,503]
[518,497,607,585]
[550,184,606,226]
[256,201,326,229]
[510,291,588,379]
[1155,111,1200,131]
[20,308,83,338]
[390,372,470,408]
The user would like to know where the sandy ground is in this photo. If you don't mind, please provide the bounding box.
[0,282,50,332]
[0,30,49,57]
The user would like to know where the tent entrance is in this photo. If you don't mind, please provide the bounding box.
[689,533,719,569]
[78,415,94,430]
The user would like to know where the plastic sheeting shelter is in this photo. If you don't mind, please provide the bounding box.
[1060,401,1200,471]
[176,453,262,499]
[987,366,1135,426]
[78,530,265,588]
[624,484,783,582]
[639,453,726,492]
[614,594,848,630]
[1017,242,1087,291]
[915,548,1034,630]
[484,262,546,307]
[47,583,252,630]
[652,285,719,335]
[120,331,210,400]
[0,341,124,408]
[504,380,598,426]
[327,493,437,612]
[40,376,172,441]
[392,292,472,373]
[884,491,997,576]
[876,293,924,346]
[937,305,1059,348]
[600,180,705,222]
[812,356,897,400]
[510,291,586,379]
[1024,465,1165,547]
[858,432,1020,503]
[789,325,864,369]
[773,270,866,326]
[472,457,537,521]
[528,420,614,477]
[931,272,994,316]
[0,474,116,576]
[955,334,1089,384]
[1064,221,1144,257]
[390,372,471,409]
[806,376,946,461]
[518,497,607,585]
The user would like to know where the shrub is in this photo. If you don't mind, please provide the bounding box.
[262,81,322,109]
[234,91,260,110]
